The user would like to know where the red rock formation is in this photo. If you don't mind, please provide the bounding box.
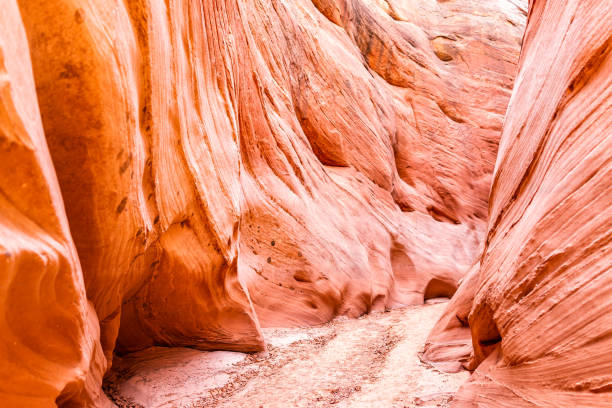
[18,0,264,361]
[424,0,612,406]
[0,2,108,406]
[2,0,525,405]
[237,0,525,326]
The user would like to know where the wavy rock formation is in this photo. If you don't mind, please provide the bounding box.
[0,3,107,406]
[237,0,525,326]
[424,1,612,406]
[18,0,264,362]
[2,0,525,406]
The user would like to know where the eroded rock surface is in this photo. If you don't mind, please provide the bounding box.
[18,0,264,361]
[424,1,612,406]
[1,0,526,405]
[0,3,107,406]
[237,0,525,326]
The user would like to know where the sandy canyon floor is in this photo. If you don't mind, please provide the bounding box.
[105,301,468,408]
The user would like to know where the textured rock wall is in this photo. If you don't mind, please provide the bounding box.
[18,0,264,360]
[237,0,525,326]
[0,3,107,406]
[424,0,612,406]
[1,0,525,406]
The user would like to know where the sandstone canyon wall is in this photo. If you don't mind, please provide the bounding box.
[424,0,612,406]
[0,3,107,406]
[1,0,526,406]
[237,0,525,327]
[18,0,265,361]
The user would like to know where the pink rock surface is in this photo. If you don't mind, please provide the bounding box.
[1,0,526,405]
[425,1,612,406]
[237,0,525,326]
[106,347,246,408]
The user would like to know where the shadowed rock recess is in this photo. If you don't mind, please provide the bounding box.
[2,0,609,406]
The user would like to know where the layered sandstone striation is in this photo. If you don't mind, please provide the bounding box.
[238,0,525,326]
[18,0,264,361]
[2,0,525,406]
[424,0,612,406]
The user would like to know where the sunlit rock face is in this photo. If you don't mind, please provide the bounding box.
[1,0,525,405]
[424,1,612,406]
[0,2,107,406]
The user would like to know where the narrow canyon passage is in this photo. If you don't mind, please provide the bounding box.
[105,301,466,408]
[2,0,610,407]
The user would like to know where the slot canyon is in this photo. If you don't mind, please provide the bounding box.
[0,0,609,407]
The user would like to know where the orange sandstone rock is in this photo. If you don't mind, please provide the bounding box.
[0,2,107,406]
[425,1,612,406]
[2,0,526,405]
[17,0,264,362]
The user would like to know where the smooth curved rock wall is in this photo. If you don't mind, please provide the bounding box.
[0,3,107,405]
[237,0,525,326]
[424,1,612,406]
